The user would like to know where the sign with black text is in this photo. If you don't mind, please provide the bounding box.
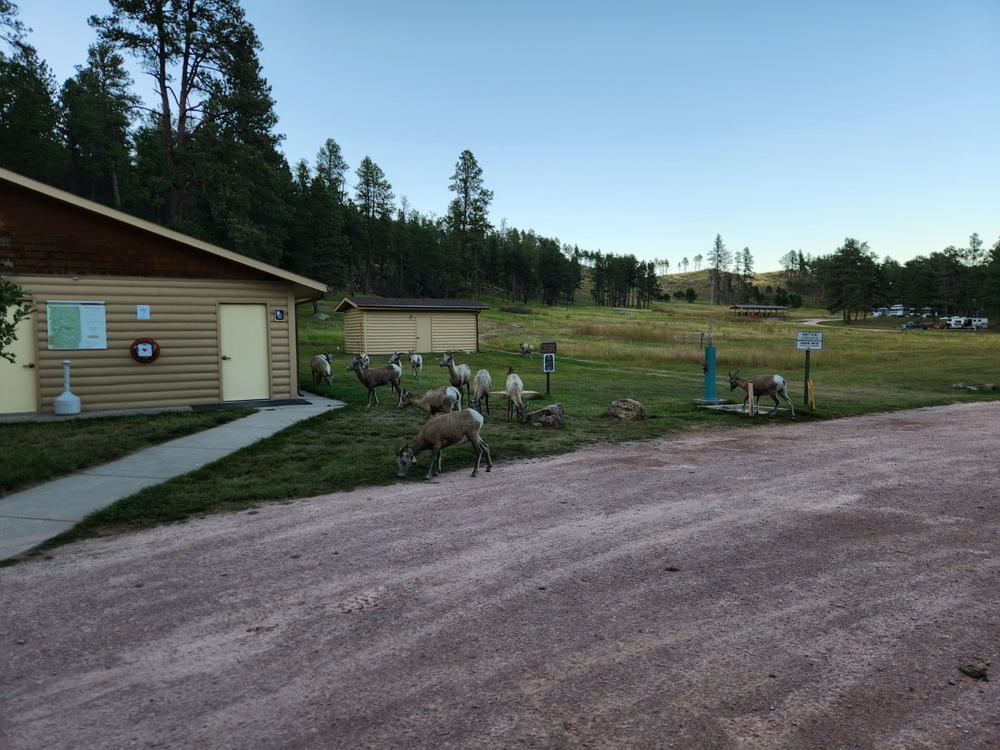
[796,331,824,351]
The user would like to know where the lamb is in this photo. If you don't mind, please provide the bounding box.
[398,385,462,416]
[439,351,472,401]
[407,349,423,379]
[346,354,402,407]
[469,368,492,415]
[505,366,526,422]
[520,342,534,357]
[728,370,795,418]
[310,353,334,386]
[396,408,493,480]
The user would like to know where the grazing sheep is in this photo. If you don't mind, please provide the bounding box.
[728,370,795,418]
[470,369,492,415]
[439,351,472,401]
[505,366,526,422]
[396,408,493,480]
[346,354,402,407]
[310,353,334,386]
[520,342,534,357]
[407,349,423,379]
[398,385,462,416]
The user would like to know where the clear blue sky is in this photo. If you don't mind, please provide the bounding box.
[17,0,1000,272]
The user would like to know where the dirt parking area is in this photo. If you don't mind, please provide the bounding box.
[2,402,999,749]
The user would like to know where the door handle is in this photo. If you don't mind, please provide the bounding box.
[221,355,232,360]
[23,363,35,368]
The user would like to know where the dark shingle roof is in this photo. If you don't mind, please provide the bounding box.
[335,297,489,312]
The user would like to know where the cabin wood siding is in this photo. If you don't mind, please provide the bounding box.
[342,309,364,354]
[431,313,478,352]
[7,274,297,413]
[362,312,416,356]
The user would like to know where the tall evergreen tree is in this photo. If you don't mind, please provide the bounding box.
[447,149,493,297]
[354,156,394,293]
[813,238,881,322]
[187,17,290,263]
[60,42,137,207]
[91,0,269,225]
[0,4,65,183]
[315,138,348,201]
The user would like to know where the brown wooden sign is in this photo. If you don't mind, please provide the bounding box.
[540,341,556,354]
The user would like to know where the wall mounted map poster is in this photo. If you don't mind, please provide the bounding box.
[47,301,107,350]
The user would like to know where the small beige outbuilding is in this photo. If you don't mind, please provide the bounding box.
[334,297,488,356]
[0,167,328,415]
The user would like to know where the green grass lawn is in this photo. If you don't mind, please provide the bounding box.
[6,294,998,558]
[0,409,255,496]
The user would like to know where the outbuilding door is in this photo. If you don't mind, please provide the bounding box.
[219,303,269,401]
[0,311,38,414]
[415,315,432,354]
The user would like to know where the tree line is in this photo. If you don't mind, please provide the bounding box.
[804,235,1000,321]
[4,1,998,316]
[0,0,596,307]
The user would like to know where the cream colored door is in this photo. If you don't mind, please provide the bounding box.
[415,315,432,354]
[219,303,269,401]
[0,311,38,414]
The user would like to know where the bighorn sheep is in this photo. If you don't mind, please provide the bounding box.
[728,370,795,418]
[470,369,492,415]
[407,349,423,379]
[310,353,334,386]
[505,366,526,422]
[356,352,370,370]
[387,352,402,366]
[347,354,402,407]
[520,342,534,357]
[439,351,472,400]
[396,408,493,480]
[398,385,462,416]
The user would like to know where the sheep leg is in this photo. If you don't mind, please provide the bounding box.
[480,439,493,472]
[780,389,795,418]
[424,446,441,480]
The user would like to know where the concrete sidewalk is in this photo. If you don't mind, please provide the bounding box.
[0,393,345,561]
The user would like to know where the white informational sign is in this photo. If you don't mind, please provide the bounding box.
[47,301,108,350]
[136,304,151,320]
[796,330,824,351]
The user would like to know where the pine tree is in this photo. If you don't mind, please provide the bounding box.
[60,42,137,207]
[447,149,493,297]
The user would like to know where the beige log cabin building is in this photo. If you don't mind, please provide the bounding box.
[0,167,328,415]
[335,297,488,356]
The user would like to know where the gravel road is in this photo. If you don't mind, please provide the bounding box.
[2,402,998,749]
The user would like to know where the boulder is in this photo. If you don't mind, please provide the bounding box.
[607,398,645,420]
[524,402,565,429]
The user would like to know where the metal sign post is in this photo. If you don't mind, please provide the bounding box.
[694,274,726,405]
[795,331,823,407]
[540,341,556,395]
